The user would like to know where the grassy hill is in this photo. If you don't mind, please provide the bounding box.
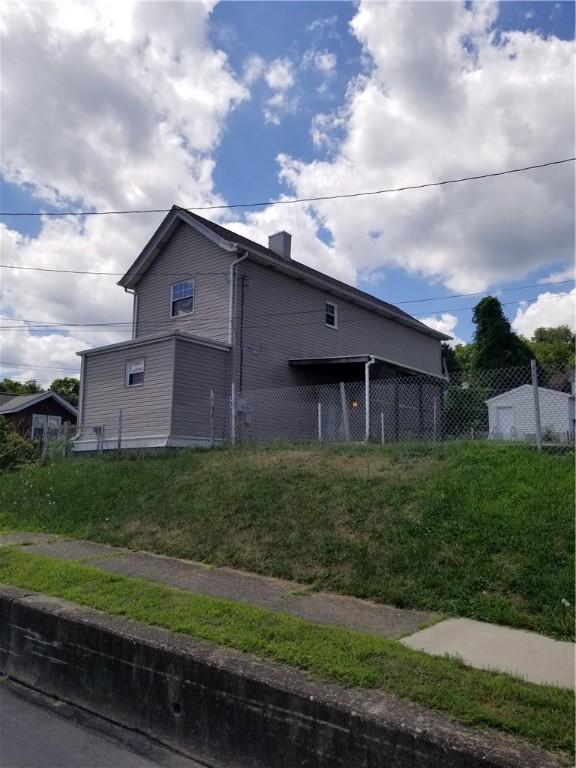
[0,442,573,638]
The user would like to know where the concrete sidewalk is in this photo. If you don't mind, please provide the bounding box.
[1,532,573,689]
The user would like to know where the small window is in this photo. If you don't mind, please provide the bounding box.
[31,414,47,439]
[126,358,145,387]
[171,280,194,318]
[325,301,338,328]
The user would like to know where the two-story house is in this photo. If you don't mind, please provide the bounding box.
[75,206,449,449]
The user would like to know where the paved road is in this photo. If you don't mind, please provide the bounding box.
[0,681,204,768]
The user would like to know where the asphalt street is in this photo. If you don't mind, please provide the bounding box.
[0,681,204,768]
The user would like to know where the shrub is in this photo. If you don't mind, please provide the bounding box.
[0,416,39,471]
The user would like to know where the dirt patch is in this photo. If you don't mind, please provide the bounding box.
[231,449,438,479]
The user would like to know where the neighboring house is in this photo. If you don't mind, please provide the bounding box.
[75,207,449,449]
[0,391,77,439]
[486,385,575,442]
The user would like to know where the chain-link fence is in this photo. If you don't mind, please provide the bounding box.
[33,363,575,461]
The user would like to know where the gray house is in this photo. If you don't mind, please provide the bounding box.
[75,207,449,450]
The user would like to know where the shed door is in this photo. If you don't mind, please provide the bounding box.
[496,406,514,438]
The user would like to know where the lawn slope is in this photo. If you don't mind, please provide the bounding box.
[0,442,573,638]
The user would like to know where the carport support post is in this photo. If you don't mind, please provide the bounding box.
[531,359,543,452]
[364,357,376,443]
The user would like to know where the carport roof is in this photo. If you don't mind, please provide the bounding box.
[289,355,447,380]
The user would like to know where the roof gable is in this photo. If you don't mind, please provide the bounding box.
[118,206,450,341]
[0,391,78,416]
[485,384,572,403]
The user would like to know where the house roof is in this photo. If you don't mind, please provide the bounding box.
[0,391,78,417]
[77,329,231,357]
[485,384,573,404]
[118,207,450,342]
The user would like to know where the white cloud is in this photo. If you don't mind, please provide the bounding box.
[512,290,576,337]
[265,58,295,91]
[242,54,266,85]
[418,313,465,346]
[303,49,337,76]
[539,266,575,284]
[262,57,297,124]
[258,1,574,293]
[0,1,246,383]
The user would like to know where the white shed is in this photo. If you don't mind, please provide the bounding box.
[486,385,575,442]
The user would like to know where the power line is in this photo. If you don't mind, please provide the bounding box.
[0,279,572,331]
[0,158,573,217]
[0,292,571,339]
[0,361,79,372]
[0,265,228,278]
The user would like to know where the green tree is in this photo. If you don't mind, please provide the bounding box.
[471,296,532,370]
[528,326,575,371]
[49,377,80,406]
[0,378,43,395]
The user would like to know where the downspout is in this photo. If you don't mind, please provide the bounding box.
[228,251,250,445]
[364,356,376,443]
[124,287,137,339]
[228,251,250,345]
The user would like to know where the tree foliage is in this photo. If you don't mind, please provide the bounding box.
[527,326,575,371]
[0,378,43,395]
[471,296,532,370]
[0,416,39,471]
[49,377,80,406]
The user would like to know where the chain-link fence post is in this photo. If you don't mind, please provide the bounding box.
[117,409,123,452]
[230,382,236,445]
[530,359,543,452]
[380,412,385,445]
[317,401,322,443]
[209,389,215,448]
[339,382,350,441]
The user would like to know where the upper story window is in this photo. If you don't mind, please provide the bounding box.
[325,301,338,329]
[125,358,145,387]
[170,280,195,318]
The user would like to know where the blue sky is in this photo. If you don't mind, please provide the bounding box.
[0,1,574,382]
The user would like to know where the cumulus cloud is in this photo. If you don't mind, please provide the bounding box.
[0,1,246,382]
[259,1,574,293]
[262,57,297,124]
[512,290,576,337]
[418,313,464,346]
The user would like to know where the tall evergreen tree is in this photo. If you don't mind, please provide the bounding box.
[471,296,532,370]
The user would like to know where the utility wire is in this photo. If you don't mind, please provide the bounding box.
[0,292,571,340]
[0,158,573,217]
[0,279,572,331]
[0,265,229,278]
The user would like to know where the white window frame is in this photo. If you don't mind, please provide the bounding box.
[125,357,145,387]
[170,280,195,319]
[325,301,338,329]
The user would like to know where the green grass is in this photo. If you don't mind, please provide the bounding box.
[0,442,573,638]
[0,547,573,760]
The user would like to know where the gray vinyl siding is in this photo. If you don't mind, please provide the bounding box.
[134,221,234,343]
[234,260,443,390]
[171,338,230,439]
[80,338,175,438]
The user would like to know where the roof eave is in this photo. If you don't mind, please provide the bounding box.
[118,207,238,290]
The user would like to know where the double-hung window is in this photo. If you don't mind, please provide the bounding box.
[170,280,194,318]
[31,414,61,439]
[325,301,338,329]
[125,358,145,387]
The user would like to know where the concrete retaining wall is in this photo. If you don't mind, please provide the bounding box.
[0,586,563,768]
